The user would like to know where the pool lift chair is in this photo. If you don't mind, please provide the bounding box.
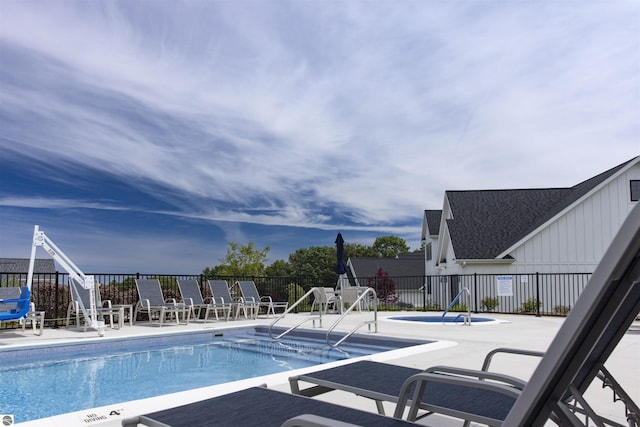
[26,225,106,336]
[0,286,45,335]
[0,286,31,323]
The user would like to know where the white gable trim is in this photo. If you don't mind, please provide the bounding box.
[496,157,640,259]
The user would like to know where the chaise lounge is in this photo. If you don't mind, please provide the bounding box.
[177,279,230,322]
[134,279,190,326]
[236,280,289,318]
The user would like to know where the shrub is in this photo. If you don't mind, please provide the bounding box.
[554,305,571,315]
[378,301,414,311]
[367,268,396,302]
[521,298,542,313]
[481,297,499,311]
[424,300,441,311]
[32,282,70,322]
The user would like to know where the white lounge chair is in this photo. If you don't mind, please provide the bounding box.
[236,280,288,318]
[177,279,230,322]
[207,279,249,320]
[134,279,190,326]
[311,287,338,314]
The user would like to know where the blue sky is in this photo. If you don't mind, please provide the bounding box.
[1,1,638,273]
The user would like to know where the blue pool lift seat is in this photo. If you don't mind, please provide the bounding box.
[0,286,31,322]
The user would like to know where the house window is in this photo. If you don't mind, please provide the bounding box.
[631,180,640,202]
[426,242,432,261]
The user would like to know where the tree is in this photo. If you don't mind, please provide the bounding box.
[344,242,377,258]
[203,241,270,277]
[288,246,336,278]
[372,236,410,258]
[265,259,292,276]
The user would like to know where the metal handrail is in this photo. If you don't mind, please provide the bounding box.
[326,287,378,348]
[442,287,471,325]
[269,287,323,340]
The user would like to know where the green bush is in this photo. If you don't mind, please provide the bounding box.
[425,300,441,311]
[521,298,542,313]
[554,305,570,315]
[378,301,415,311]
[481,297,499,311]
[449,304,468,312]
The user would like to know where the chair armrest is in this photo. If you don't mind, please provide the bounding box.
[481,347,545,371]
[102,300,113,308]
[260,296,273,303]
[394,371,522,422]
[0,298,28,304]
[425,365,527,389]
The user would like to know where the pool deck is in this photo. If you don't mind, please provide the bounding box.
[2,311,639,427]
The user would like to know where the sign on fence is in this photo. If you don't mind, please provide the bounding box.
[496,275,513,296]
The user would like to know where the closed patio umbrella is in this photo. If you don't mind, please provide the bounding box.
[334,232,348,275]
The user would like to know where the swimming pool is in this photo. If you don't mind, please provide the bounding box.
[386,315,500,324]
[0,326,430,423]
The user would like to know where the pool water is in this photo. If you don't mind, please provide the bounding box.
[388,315,498,323]
[0,326,427,423]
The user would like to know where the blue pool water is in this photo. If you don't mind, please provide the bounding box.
[388,315,497,323]
[0,326,427,423]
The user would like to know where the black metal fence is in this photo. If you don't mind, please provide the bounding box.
[1,271,592,330]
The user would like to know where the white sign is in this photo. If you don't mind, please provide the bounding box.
[521,275,528,283]
[496,275,513,296]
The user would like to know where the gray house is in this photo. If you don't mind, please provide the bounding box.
[423,156,640,276]
[418,156,640,310]
[0,258,55,274]
[345,252,425,306]
[347,253,424,283]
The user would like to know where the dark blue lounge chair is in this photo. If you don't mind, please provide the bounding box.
[121,386,416,427]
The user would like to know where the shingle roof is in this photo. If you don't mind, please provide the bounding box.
[0,258,56,273]
[425,210,442,236]
[349,255,424,278]
[446,157,638,260]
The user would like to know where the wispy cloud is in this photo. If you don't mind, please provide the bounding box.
[1,1,638,270]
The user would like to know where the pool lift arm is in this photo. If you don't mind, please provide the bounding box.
[26,225,106,336]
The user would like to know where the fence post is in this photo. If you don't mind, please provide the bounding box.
[422,277,427,312]
[536,272,541,317]
[54,271,60,328]
[473,273,478,313]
